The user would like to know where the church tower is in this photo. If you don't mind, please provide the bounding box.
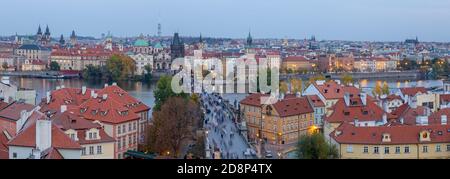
[42,25,51,45]
[36,25,43,43]
[70,30,77,46]
[170,32,185,59]
[59,34,65,46]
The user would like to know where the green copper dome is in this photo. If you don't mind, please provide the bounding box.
[134,39,149,47]
[154,42,163,49]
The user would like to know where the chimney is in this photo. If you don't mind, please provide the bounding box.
[360,92,367,106]
[102,94,108,100]
[409,97,417,109]
[56,86,61,90]
[82,86,87,95]
[46,91,51,104]
[90,90,95,98]
[335,80,341,85]
[382,113,388,124]
[93,93,98,99]
[112,82,117,86]
[61,85,65,89]
[344,92,350,106]
[400,118,404,124]
[35,120,52,151]
[296,92,301,98]
[383,101,389,112]
[16,110,29,132]
[104,83,109,88]
[60,105,67,113]
[442,115,447,125]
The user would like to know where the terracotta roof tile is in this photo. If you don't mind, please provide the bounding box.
[272,97,314,117]
[400,87,428,97]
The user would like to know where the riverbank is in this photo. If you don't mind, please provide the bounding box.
[0,71,80,79]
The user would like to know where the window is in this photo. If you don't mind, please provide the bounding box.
[447,145,450,152]
[13,153,17,159]
[118,139,121,149]
[374,147,379,154]
[395,147,400,154]
[404,146,410,153]
[346,145,353,153]
[93,132,97,139]
[118,153,122,159]
[133,134,137,144]
[118,126,121,135]
[133,122,137,130]
[129,135,132,146]
[122,124,126,133]
[81,147,86,155]
[129,123,132,131]
[89,146,94,155]
[89,132,93,139]
[422,146,428,153]
[436,145,441,152]
[122,137,126,148]
[363,146,368,153]
[70,133,75,140]
[384,147,390,154]
[97,146,102,154]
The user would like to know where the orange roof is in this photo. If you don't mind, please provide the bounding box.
[314,81,360,100]
[326,97,386,123]
[332,122,450,145]
[400,87,428,97]
[272,97,314,117]
[240,93,269,107]
[41,147,64,159]
[0,131,9,159]
[440,94,450,103]
[8,121,81,149]
[306,95,325,107]
[0,101,35,121]
[284,56,309,62]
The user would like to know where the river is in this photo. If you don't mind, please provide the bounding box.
[5,77,445,111]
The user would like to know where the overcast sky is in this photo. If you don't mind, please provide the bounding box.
[1,0,449,41]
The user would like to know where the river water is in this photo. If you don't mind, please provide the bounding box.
[6,77,444,111]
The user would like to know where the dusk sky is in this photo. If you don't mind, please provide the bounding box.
[1,0,449,42]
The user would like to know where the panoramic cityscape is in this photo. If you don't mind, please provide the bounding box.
[0,0,449,160]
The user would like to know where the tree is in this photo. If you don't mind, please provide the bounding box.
[49,61,60,71]
[82,64,103,80]
[291,78,302,94]
[142,64,153,83]
[341,73,353,86]
[188,135,206,159]
[296,133,338,159]
[105,54,136,81]
[382,81,390,95]
[153,76,188,111]
[1,62,8,70]
[279,81,288,94]
[145,97,202,158]
[372,81,383,97]
[305,74,327,88]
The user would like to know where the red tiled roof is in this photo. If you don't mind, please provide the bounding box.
[0,131,9,159]
[7,121,81,149]
[41,147,64,159]
[0,101,35,121]
[314,81,360,100]
[386,94,403,102]
[99,85,150,113]
[326,97,386,123]
[272,97,314,117]
[440,94,450,103]
[240,93,269,107]
[284,56,309,62]
[331,122,450,145]
[78,97,140,124]
[400,87,428,97]
[306,95,325,107]
[428,108,450,125]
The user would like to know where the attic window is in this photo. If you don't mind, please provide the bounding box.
[344,112,350,116]
[80,108,87,113]
[336,89,340,93]
[91,109,98,115]
[101,110,108,116]
[324,89,328,93]
[363,110,369,115]
[438,131,443,136]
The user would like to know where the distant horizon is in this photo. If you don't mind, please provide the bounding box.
[1,0,450,42]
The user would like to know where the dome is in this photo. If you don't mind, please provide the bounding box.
[154,42,163,49]
[134,39,149,47]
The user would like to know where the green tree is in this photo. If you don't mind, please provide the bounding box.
[153,76,188,111]
[142,64,153,83]
[1,62,8,70]
[82,64,103,80]
[279,81,289,94]
[341,73,353,86]
[382,81,390,95]
[296,133,338,159]
[49,61,60,71]
[105,54,136,81]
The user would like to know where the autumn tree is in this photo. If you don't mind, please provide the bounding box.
[1,62,8,70]
[305,74,327,89]
[291,78,302,94]
[341,73,354,86]
[382,81,390,95]
[296,133,338,159]
[372,81,383,97]
[106,54,136,81]
[279,81,289,94]
[145,97,202,158]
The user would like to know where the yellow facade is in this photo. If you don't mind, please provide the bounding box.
[416,93,440,112]
[80,142,115,159]
[335,143,450,159]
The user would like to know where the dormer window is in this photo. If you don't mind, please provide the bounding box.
[91,109,98,115]
[80,108,87,113]
[382,133,391,142]
[363,110,369,115]
[101,110,108,116]
[419,131,431,142]
[344,111,350,116]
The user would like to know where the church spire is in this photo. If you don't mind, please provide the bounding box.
[37,25,42,35]
[45,25,50,35]
[246,30,253,48]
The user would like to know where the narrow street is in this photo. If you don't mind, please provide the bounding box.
[201,92,255,159]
